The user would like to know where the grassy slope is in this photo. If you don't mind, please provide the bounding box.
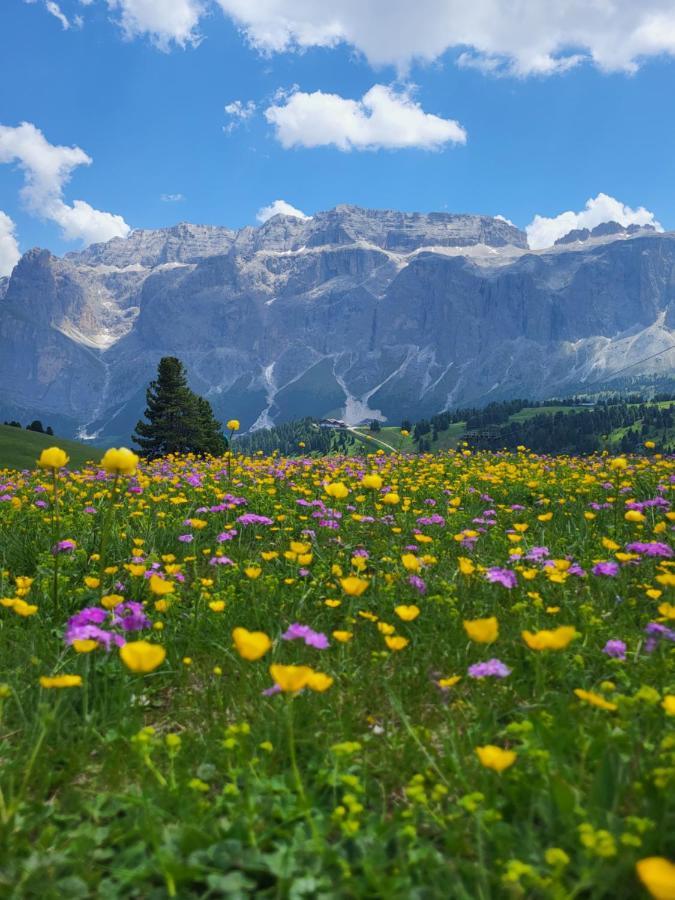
[0,425,102,471]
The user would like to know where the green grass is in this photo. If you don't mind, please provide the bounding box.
[0,425,102,471]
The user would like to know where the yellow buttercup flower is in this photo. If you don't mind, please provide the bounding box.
[101,594,124,609]
[385,635,409,651]
[463,617,498,644]
[636,857,675,900]
[574,689,617,711]
[522,626,577,651]
[340,576,369,597]
[401,553,420,573]
[101,447,139,476]
[226,419,240,431]
[394,605,420,622]
[361,473,383,490]
[438,675,461,688]
[244,566,262,579]
[232,627,271,661]
[332,630,353,643]
[119,641,166,673]
[306,672,334,692]
[663,695,675,716]
[149,575,174,595]
[72,639,98,653]
[269,664,313,692]
[475,745,517,772]
[40,674,82,688]
[457,556,475,575]
[37,447,69,469]
[12,599,38,617]
[325,482,349,499]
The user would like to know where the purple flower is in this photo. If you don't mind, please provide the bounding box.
[209,555,234,566]
[52,539,76,554]
[603,639,627,660]
[626,542,673,558]
[178,534,194,543]
[468,658,511,679]
[237,513,274,526]
[408,575,427,595]
[592,561,619,577]
[485,567,517,589]
[282,623,329,649]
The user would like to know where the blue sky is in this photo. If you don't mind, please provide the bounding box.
[1,0,675,271]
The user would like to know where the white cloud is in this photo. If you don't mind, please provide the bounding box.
[0,211,21,278]
[215,0,675,76]
[526,193,662,250]
[224,99,257,133]
[160,192,185,202]
[495,214,515,227]
[0,122,130,246]
[265,84,466,151]
[256,199,310,222]
[106,0,203,49]
[45,1,70,29]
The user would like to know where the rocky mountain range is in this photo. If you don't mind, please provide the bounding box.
[0,205,674,443]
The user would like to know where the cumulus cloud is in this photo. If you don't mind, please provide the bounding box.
[265,84,466,151]
[224,99,257,133]
[0,122,130,246]
[256,199,310,222]
[214,0,675,76]
[106,0,203,49]
[0,211,21,278]
[526,193,662,250]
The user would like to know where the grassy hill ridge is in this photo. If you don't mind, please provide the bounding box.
[0,425,102,471]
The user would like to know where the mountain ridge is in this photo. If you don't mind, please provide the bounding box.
[0,205,673,443]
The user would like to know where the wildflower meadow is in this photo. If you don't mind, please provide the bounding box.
[0,441,673,898]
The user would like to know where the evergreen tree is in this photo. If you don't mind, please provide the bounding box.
[195,396,228,456]
[27,420,44,433]
[132,357,226,458]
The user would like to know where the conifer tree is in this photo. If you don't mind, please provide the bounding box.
[133,357,226,458]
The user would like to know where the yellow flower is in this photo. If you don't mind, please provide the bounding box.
[269,664,313,692]
[149,575,174,595]
[658,603,675,620]
[306,672,334,692]
[244,566,262,579]
[385,635,409,651]
[463,617,498,644]
[644,440,656,449]
[232,627,271,661]
[209,600,226,613]
[37,447,69,469]
[401,553,420,573]
[325,481,350,500]
[101,593,124,609]
[382,492,400,505]
[340,576,369,597]
[84,576,101,589]
[226,419,240,431]
[40,674,82,688]
[636,857,675,900]
[663,695,675,716]
[395,604,420,622]
[12,599,38,617]
[475,745,517,772]
[119,641,166,673]
[457,556,475,575]
[537,512,553,522]
[332,630,353,643]
[72,639,98,653]
[101,447,139,476]
[625,509,646,523]
[438,675,462,688]
[522,626,577,651]
[574,689,617,711]
[609,457,629,470]
[361,473,383,490]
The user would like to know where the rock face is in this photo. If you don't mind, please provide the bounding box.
[0,205,673,442]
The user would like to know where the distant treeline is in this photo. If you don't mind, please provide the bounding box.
[235,418,353,456]
[3,419,54,435]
